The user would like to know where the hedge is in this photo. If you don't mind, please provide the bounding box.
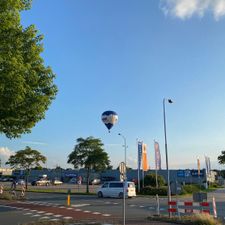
[140,186,167,195]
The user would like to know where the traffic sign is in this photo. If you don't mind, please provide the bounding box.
[119,162,126,175]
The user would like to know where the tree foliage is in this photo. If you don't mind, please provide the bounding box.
[0,0,57,138]
[143,173,165,187]
[68,137,111,193]
[218,151,225,165]
[6,146,46,188]
[6,146,46,170]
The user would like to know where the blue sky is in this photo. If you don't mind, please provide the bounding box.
[1,0,225,170]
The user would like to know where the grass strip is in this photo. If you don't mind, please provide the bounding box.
[148,214,222,225]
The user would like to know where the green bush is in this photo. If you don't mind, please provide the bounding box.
[140,186,167,196]
[209,182,220,188]
[181,184,202,194]
[143,173,165,187]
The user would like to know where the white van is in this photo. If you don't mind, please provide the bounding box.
[97,181,136,198]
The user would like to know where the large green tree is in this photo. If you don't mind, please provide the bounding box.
[218,151,225,165]
[0,0,57,138]
[68,137,111,193]
[6,146,46,188]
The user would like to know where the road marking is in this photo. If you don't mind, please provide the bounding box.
[92,212,101,215]
[71,204,90,207]
[84,210,91,213]
[102,214,111,217]
[113,203,118,205]
[63,216,73,220]
[45,212,53,216]
[40,216,50,220]
[50,218,60,221]
[37,211,45,214]
[139,206,144,208]
[54,214,63,217]
[31,214,41,217]
[67,207,73,210]
[160,207,166,210]
[129,204,136,207]
[59,206,65,208]
[24,213,32,215]
[30,209,37,211]
[74,209,81,211]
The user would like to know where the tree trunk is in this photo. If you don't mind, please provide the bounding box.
[86,168,90,193]
[25,169,30,190]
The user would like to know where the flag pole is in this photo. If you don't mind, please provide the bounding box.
[154,140,159,189]
[137,139,140,193]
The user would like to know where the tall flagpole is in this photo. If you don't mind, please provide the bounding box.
[154,140,159,189]
[137,139,140,193]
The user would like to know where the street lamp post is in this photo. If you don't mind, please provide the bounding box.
[118,133,127,225]
[163,98,173,217]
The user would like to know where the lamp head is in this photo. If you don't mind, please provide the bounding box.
[168,99,173,104]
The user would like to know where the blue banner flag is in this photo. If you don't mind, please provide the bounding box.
[154,141,161,170]
[138,141,142,171]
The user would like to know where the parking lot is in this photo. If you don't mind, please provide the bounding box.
[0,181,100,194]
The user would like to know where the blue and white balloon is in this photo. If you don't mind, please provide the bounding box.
[101,111,118,132]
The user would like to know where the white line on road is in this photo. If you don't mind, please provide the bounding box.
[102,214,111,217]
[31,214,41,217]
[92,212,101,215]
[40,216,50,220]
[37,211,45,214]
[53,214,63,217]
[45,212,53,216]
[71,204,90,207]
[23,213,32,215]
[63,216,73,220]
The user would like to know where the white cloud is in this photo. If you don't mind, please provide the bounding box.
[160,0,225,20]
[0,147,15,164]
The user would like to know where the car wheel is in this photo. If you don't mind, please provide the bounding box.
[119,192,123,198]
[98,191,103,198]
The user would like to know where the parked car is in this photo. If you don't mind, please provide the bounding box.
[52,179,63,185]
[90,178,101,185]
[31,178,51,186]
[68,178,77,184]
[0,177,14,182]
[97,181,136,198]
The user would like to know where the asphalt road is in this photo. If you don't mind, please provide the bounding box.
[1,186,225,224]
[0,191,170,225]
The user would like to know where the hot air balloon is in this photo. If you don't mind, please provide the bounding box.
[101,111,118,132]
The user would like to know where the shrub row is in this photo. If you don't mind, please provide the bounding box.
[140,186,167,195]
[181,184,205,194]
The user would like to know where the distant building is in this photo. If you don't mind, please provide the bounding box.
[12,168,213,188]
